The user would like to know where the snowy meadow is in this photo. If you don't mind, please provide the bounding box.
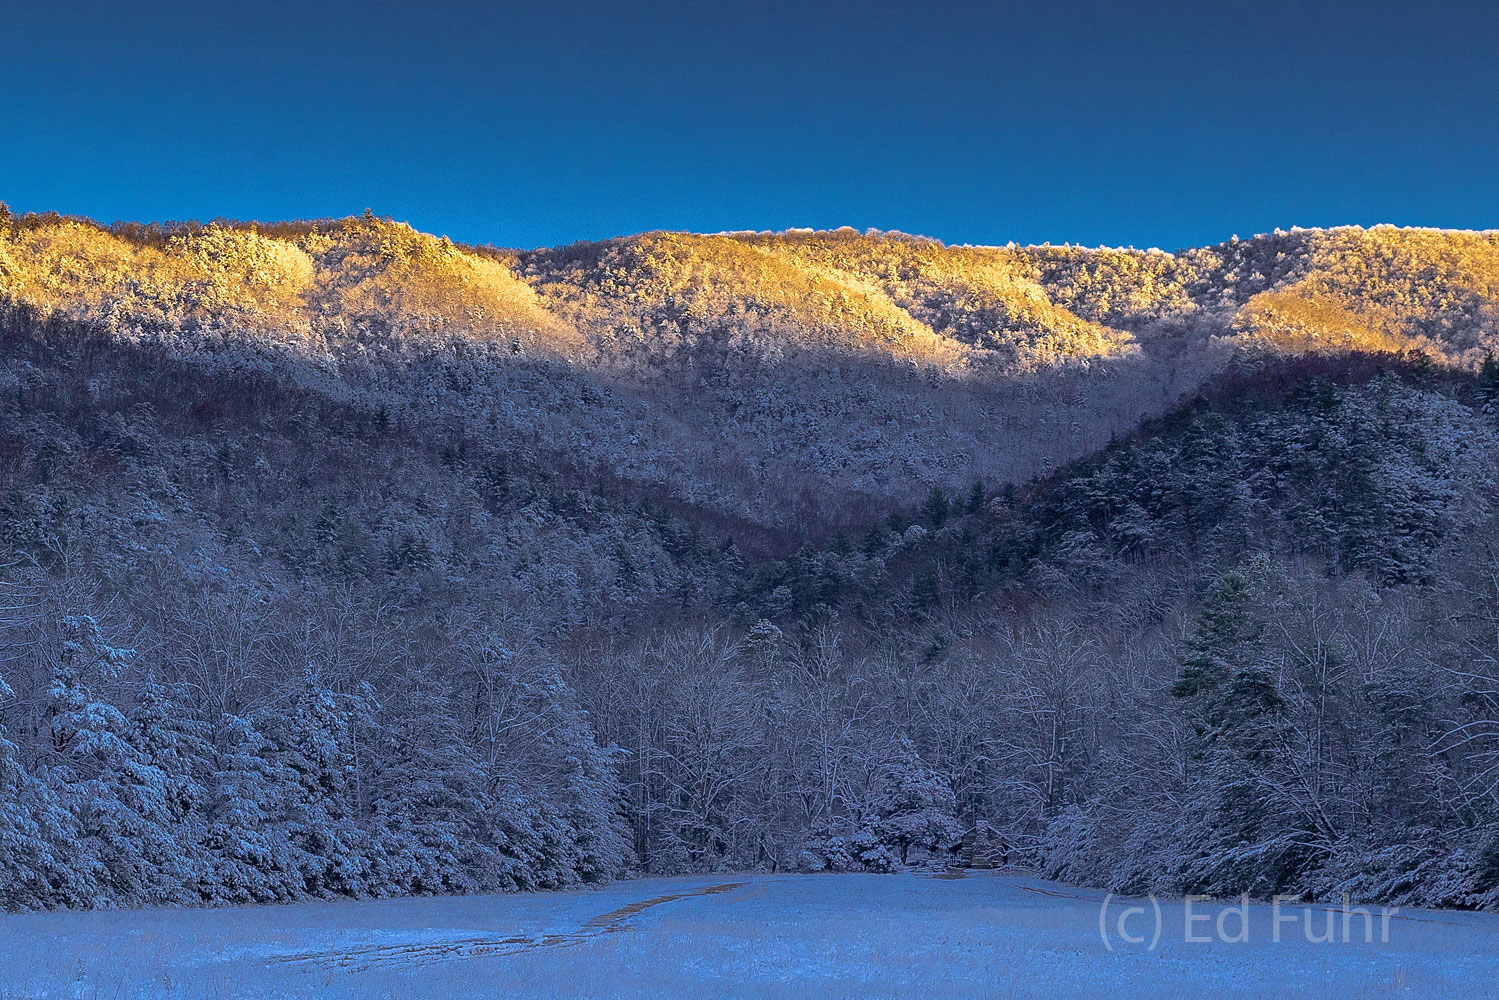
[2,872,1495,1000]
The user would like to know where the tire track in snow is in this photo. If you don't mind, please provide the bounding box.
[265,881,748,973]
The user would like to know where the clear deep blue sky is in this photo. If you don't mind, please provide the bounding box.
[2,0,1496,249]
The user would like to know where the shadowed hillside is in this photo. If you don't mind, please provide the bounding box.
[2,210,1221,530]
[6,208,1499,915]
[5,212,1498,533]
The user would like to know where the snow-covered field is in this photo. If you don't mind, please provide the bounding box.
[2,872,1496,999]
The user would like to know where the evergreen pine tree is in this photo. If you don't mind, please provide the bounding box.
[1170,569,1298,893]
[47,616,185,904]
[866,736,961,865]
[1477,354,1499,419]
[255,671,369,897]
[922,487,950,528]
[367,674,501,895]
[966,479,986,515]
[532,668,632,883]
[0,669,62,909]
[204,713,300,902]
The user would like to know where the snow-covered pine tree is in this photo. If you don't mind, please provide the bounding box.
[0,668,60,909]
[366,671,505,896]
[530,667,632,883]
[254,670,371,897]
[203,713,300,903]
[131,676,213,831]
[130,674,218,897]
[46,616,186,905]
[866,735,962,866]
[1170,568,1300,894]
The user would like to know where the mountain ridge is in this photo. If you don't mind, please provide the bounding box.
[5,206,1499,915]
[6,207,1497,365]
[8,209,1496,531]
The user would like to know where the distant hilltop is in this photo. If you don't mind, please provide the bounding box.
[3,207,1497,371]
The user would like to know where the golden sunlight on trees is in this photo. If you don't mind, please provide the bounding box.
[1230,288,1432,356]
[0,214,583,356]
[740,229,1139,370]
[292,216,582,354]
[3,214,1495,372]
[518,231,969,369]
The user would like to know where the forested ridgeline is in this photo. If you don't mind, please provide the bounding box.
[4,209,1499,911]
[10,210,1498,531]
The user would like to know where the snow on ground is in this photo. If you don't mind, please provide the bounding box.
[1,872,1497,999]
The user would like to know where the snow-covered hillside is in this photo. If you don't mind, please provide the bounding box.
[7,210,1499,921]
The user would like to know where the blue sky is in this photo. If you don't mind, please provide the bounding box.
[2,0,1495,249]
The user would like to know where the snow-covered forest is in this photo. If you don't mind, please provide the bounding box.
[4,209,1499,911]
